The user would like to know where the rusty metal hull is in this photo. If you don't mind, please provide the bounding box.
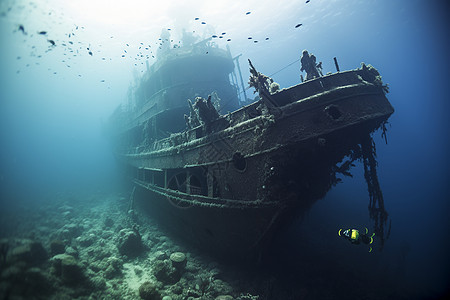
[111,66,394,259]
[133,182,286,259]
[130,117,390,259]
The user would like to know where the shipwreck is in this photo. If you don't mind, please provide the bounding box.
[107,36,394,260]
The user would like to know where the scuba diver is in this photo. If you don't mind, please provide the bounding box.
[338,227,375,252]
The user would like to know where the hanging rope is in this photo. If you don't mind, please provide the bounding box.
[268,58,301,78]
[360,134,390,250]
[238,58,301,97]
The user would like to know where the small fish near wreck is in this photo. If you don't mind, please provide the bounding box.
[106,38,394,261]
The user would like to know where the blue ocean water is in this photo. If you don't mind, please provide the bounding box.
[0,0,448,299]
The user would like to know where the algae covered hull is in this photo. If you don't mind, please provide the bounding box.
[108,41,393,259]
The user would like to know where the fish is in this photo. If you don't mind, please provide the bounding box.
[265,37,269,40]
[48,39,55,46]
[248,37,252,39]
[295,23,303,28]
[212,35,217,38]
[18,24,26,34]
[201,22,206,24]
[246,11,251,15]
[194,17,199,20]
[306,0,310,3]
[38,31,47,35]
[88,51,93,56]
[227,39,231,42]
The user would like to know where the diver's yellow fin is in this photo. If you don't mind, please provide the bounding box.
[338,229,342,236]
[369,247,373,253]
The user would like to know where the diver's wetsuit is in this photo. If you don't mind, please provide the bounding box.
[340,229,373,245]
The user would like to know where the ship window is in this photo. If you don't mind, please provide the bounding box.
[189,175,203,195]
[168,173,187,193]
[232,152,247,172]
[212,175,221,198]
[154,171,165,187]
[325,105,342,120]
[144,169,151,182]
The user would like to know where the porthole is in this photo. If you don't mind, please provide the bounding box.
[324,105,342,120]
[232,152,247,172]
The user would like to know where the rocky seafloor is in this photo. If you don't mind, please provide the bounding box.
[0,190,422,300]
[0,191,298,300]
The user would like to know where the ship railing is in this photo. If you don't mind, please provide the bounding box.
[270,68,383,107]
[134,178,277,209]
[120,67,386,154]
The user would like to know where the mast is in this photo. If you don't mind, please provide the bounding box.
[228,45,247,105]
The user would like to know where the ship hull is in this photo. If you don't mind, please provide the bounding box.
[112,67,394,260]
[134,183,286,260]
[130,117,390,260]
